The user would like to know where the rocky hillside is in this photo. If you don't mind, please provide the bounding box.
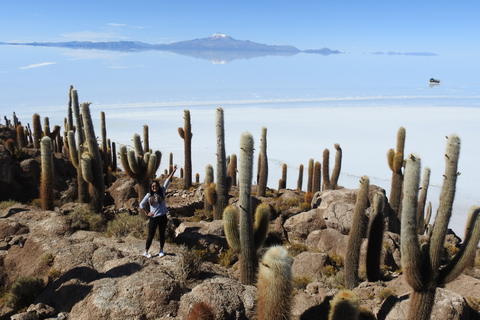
[0,123,479,320]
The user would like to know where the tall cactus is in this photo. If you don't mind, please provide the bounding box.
[40,136,55,210]
[388,126,406,219]
[257,127,268,196]
[178,110,193,189]
[214,108,230,220]
[322,144,342,190]
[401,134,480,320]
[366,192,385,282]
[119,130,161,203]
[204,164,214,214]
[313,161,321,193]
[70,88,87,203]
[16,125,26,149]
[80,103,105,213]
[223,132,270,285]
[33,113,42,149]
[307,158,314,193]
[344,176,369,289]
[238,131,256,284]
[256,246,293,320]
[297,164,303,191]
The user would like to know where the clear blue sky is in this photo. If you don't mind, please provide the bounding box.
[1,0,479,55]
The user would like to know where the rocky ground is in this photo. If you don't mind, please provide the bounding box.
[1,122,479,320]
[0,180,479,320]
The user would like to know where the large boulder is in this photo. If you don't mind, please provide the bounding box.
[284,209,327,242]
[177,277,256,320]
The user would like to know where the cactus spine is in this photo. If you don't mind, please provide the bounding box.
[80,103,105,213]
[328,289,360,320]
[344,176,369,289]
[214,108,230,220]
[256,246,293,320]
[366,191,385,282]
[401,134,480,320]
[119,130,161,203]
[40,136,55,210]
[178,109,193,189]
[257,127,268,196]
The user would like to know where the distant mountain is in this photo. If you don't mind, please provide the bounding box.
[3,33,341,63]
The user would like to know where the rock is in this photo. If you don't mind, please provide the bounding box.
[306,228,349,258]
[284,209,326,242]
[106,177,137,207]
[27,303,56,318]
[378,288,473,320]
[174,220,228,253]
[292,252,330,280]
[177,277,256,320]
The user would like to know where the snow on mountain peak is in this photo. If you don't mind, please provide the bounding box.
[211,33,228,39]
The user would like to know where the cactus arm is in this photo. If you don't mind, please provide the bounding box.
[257,127,268,196]
[322,149,331,190]
[132,133,144,159]
[330,143,342,188]
[81,152,94,183]
[429,134,460,271]
[127,149,142,174]
[119,145,138,180]
[223,205,241,252]
[67,131,79,168]
[366,192,385,282]
[417,167,431,234]
[215,108,229,220]
[400,155,424,292]
[438,206,480,285]
[254,203,271,250]
[146,153,158,179]
[344,175,370,289]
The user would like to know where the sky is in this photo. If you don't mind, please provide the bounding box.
[1,0,479,56]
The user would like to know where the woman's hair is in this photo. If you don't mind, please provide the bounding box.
[149,180,164,206]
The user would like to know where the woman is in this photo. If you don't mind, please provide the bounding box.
[140,164,178,258]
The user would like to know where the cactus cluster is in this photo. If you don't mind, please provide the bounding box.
[400,134,480,320]
[119,129,161,203]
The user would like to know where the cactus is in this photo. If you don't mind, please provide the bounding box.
[40,136,55,210]
[313,161,321,193]
[328,289,360,320]
[238,131,256,284]
[417,167,431,234]
[214,108,231,220]
[400,134,480,320]
[388,126,406,219]
[257,127,268,196]
[119,130,161,203]
[223,132,270,285]
[366,192,385,282]
[256,246,293,320]
[187,301,216,320]
[32,113,42,149]
[204,164,215,213]
[297,164,304,191]
[80,103,105,213]
[100,111,110,187]
[66,85,74,132]
[281,163,287,189]
[306,158,314,193]
[178,110,193,189]
[323,144,342,190]
[16,125,26,149]
[228,153,237,187]
[344,176,369,289]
